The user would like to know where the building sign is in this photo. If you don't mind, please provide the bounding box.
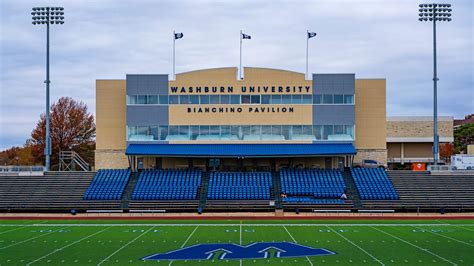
[170,85,311,94]
[187,106,294,114]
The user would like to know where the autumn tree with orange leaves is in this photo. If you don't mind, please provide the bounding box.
[29,97,95,169]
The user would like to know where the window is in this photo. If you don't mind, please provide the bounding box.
[169,126,178,136]
[334,94,344,104]
[190,126,199,140]
[127,95,137,104]
[303,125,312,136]
[189,95,199,104]
[159,126,168,140]
[220,95,230,104]
[200,95,210,104]
[200,125,210,135]
[241,95,251,104]
[292,125,303,135]
[282,125,290,140]
[179,95,189,104]
[282,95,291,104]
[313,94,321,104]
[271,125,282,136]
[334,125,344,134]
[323,94,333,104]
[150,126,159,140]
[250,95,260,104]
[159,95,168,104]
[137,95,147,104]
[210,95,220,104]
[345,125,354,138]
[313,125,322,140]
[291,95,302,104]
[271,95,282,104]
[179,126,189,136]
[210,126,220,136]
[137,126,149,136]
[323,125,333,139]
[344,94,354,104]
[169,95,179,104]
[221,125,230,136]
[230,95,240,104]
[148,95,158,104]
[241,126,250,139]
[302,95,312,104]
[231,126,240,139]
[261,95,271,104]
[261,125,271,135]
[250,125,260,136]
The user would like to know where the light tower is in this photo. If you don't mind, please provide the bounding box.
[418,3,452,165]
[31,7,65,171]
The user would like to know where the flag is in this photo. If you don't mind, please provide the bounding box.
[242,33,251,39]
[308,32,317,39]
[174,32,184,39]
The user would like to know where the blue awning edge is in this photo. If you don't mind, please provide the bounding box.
[125,143,356,157]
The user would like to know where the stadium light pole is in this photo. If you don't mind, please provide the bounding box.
[418,3,451,166]
[31,7,65,171]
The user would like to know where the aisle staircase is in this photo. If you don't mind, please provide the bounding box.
[342,169,362,208]
[121,171,140,210]
[198,172,210,212]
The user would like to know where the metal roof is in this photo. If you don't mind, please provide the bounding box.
[125,143,356,158]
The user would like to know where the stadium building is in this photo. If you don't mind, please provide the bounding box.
[95,67,453,171]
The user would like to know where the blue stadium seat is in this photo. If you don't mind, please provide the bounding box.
[83,169,131,200]
[132,169,202,200]
[350,168,399,200]
[207,172,272,200]
[280,168,346,201]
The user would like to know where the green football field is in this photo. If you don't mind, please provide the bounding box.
[0,219,473,265]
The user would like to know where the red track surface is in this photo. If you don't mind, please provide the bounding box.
[1,215,473,220]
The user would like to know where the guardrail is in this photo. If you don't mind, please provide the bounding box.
[0,165,45,172]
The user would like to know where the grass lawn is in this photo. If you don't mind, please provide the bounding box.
[0,219,473,265]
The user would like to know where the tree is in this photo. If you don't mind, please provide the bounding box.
[0,144,35,166]
[439,143,454,162]
[454,123,474,154]
[29,97,95,170]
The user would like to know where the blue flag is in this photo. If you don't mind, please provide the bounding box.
[242,33,251,39]
[174,32,184,39]
[308,32,317,39]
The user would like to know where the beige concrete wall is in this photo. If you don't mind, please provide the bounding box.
[387,143,402,158]
[387,118,453,138]
[94,150,128,169]
[404,143,432,157]
[355,79,386,150]
[95,80,127,169]
[354,149,388,164]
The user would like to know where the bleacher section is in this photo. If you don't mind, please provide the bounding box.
[206,172,273,211]
[128,169,202,211]
[84,169,131,200]
[280,168,352,209]
[375,171,474,210]
[0,172,121,211]
[132,169,201,200]
[351,168,398,200]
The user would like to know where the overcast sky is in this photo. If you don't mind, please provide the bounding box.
[0,0,473,150]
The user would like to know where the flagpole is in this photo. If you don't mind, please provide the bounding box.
[239,30,242,80]
[173,30,176,80]
[306,30,309,80]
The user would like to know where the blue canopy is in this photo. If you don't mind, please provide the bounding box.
[126,143,356,158]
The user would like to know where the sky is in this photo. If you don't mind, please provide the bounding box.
[0,0,473,151]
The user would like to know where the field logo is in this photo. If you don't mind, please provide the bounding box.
[143,242,335,260]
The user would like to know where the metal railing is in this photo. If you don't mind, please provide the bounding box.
[0,165,45,172]
[59,151,90,171]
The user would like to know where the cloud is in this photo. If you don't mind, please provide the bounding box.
[1,0,473,149]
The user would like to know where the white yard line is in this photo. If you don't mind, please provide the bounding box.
[371,226,457,266]
[169,225,200,266]
[1,223,472,227]
[413,226,474,247]
[0,227,68,250]
[0,221,47,234]
[240,222,242,266]
[27,227,110,265]
[97,226,155,266]
[326,225,384,266]
[283,225,313,266]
